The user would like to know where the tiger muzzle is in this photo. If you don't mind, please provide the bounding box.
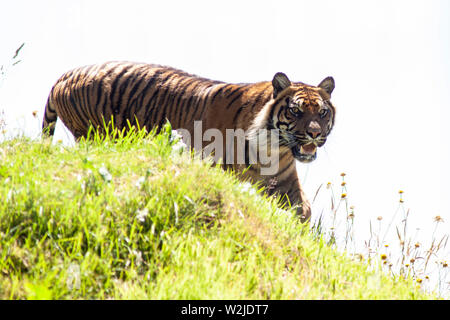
[292,143,317,163]
[292,121,324,163]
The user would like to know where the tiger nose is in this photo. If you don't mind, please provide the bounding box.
[307,121,321,138]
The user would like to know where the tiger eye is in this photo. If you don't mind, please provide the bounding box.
[319,108,328,118]
[290,105,302,115]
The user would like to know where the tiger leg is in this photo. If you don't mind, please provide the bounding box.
[286,181,311,223]
[42,96,57,136]
[268,161,311,223]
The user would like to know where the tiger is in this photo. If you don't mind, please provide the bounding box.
[42,61,335,222]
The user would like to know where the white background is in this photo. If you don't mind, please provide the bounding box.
[1,0,449,246]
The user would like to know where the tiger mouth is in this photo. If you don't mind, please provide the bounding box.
[292,143,317,163]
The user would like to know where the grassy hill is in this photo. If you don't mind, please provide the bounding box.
[0,125,433,299]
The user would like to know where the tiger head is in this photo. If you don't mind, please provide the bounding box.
[270,72,335,163]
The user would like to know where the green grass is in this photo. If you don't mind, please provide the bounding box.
[0,125,434,299]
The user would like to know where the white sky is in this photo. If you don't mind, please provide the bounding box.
[1,0,449,244]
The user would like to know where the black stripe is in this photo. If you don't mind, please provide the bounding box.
[95,65,120,121]
[276,107,286,124]
[225,89,244,109]
[254,89,269,106]
[140,71,173,128]
[124,99,138,129]
[187,82,207,124]
[164,90,178,124]
[141,89,163,129]
[156,85,177,132]
[148,90,166,128]
[145,71,178,128]
[109,64,135,117]
[69,77,81,123]
[171,78,195,127]
[141,90,161,128]
[178,81,203,126]
[71,68,84,84]
[123,67,152,125]
[127,72,147,104]
[210,85,226,103]
[59,71,70,82]
[115,68,141,130]
[71,69,88,126]
[122,95,136,130]
[162,75,183,126]
[69,94,89,129]
[44,111,55,125]
[68,78,89,130]
[268,99,285,129]
[80,65,98,129]
[195,83,216,122]
[189,94,203,129]
[66,95,87,129]
[232,102,249,123]
[276,160,294,178]
[221,85,236,97]
[224,86,239,99]
[117,66,140,111]
[80,79,93,130]
[46,95,56,112]
[136,69,166,109]
[150,74,178,128]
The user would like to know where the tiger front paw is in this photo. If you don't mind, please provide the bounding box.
[297,200,311,223]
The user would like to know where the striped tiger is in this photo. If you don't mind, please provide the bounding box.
[42,61,335,222]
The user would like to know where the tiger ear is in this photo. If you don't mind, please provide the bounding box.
[318,76,335,96]
[272,72,291,99]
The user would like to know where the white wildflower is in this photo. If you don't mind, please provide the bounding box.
[240,182,251,192]
[7,189,13,201]
[136,207,149,223]
[135,176,145,188]
[240,182,256,195]
[170,130,187,155]
[171,140,187,155]
[132,249,143,267]
[98,165,112,182]
[170,130,184,143]
[174,202,179,224]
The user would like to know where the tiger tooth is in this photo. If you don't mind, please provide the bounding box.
[300,144,317,155]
